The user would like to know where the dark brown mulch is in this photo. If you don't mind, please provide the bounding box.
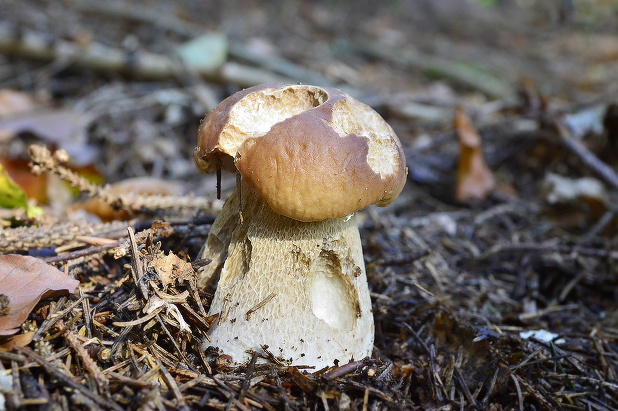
[1,1,618,410]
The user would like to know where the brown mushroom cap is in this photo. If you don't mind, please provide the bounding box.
[194,83,407,222]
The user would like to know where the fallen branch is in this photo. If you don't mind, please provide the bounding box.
[336,39,513,99]
[71,0,345,90]
[480,242,618,261]
[554,117,618,191]
[0,22,288,87]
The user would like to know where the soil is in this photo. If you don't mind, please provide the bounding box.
[1,1,618,410]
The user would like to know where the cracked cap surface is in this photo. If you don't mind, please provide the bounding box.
[194,83,407,222]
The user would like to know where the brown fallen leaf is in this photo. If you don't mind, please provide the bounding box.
[150,252,193,287]
[0,331,35,351]
[0,157,49,204]
[455,106,496,201]
[0,255,79,335]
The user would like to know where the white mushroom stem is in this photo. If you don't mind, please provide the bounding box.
[199,183,374,367]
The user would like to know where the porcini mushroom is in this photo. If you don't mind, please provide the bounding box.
[195,83,407,367]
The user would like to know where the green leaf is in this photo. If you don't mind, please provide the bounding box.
[0,164,42,217]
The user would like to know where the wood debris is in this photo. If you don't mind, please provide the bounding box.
[1,1,618,409]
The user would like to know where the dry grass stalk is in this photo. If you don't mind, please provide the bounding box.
[27,144,222,220]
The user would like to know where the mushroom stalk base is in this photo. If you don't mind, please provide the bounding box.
[199,185,374,367]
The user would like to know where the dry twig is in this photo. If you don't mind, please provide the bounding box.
[554,117,618,190]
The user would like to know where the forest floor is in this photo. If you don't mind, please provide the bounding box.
[1,0,618,409]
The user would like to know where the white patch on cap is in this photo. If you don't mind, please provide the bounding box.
[230,85,328,139]
[330,99,399,178]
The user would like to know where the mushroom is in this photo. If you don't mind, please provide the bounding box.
[194,83,407,367]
